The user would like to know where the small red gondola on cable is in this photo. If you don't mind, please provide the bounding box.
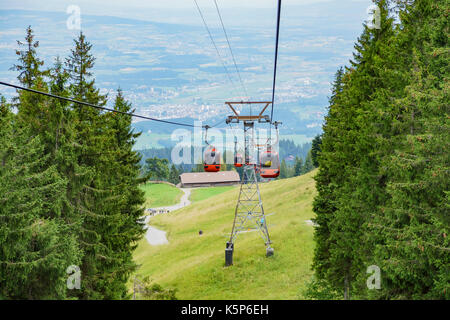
[234,153,243,167]
[259,148,280,178]
[203,126,221,172]
[259,122,281,178]
[204,145,221,172]
[233,137,243,167]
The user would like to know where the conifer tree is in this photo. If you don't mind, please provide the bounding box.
[302,151,315,174]
[368,0,449,299]
[279,159,288,179]
[65,32,105,105]
[294,156,303,176]
[312,0,449,299]
[0,100,81,299]
[64,31,118,299]
[46,56,91,299]
[13,26,51,134]
[312,0,397,298]
[10,25,46,88]
[145,157,170,181]
[312,68,346,294]
[169,164,181,185]
[9,29,85,299]
[87,89,146,299]
[310,135,322,168]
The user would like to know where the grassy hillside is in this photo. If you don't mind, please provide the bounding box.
[140,183,183,208]
[189,186,235,203]
[133,170,317,299]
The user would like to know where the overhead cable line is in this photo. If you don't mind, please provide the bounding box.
[270,0,282,124]
[0,81,206,128]
[193,0,241,99]
[213,0,249,100]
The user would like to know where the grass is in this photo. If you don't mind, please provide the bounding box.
[139,183,183,208]
[133,170,317,299]
[189,186,236,203]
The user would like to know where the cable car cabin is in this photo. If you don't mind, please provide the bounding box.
[204,146,221,172]
[234,153,243,167]
[259,150,280,178]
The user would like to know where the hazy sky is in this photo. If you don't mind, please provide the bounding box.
[0,0,369,10]
[0,0,372,16]
[0,0,374,29]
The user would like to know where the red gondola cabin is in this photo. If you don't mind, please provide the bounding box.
[234,153,243,167]
[204,145,221,172]
[259,150,280,178]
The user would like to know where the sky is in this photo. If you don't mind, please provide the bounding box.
[0,0,373,25]
[0,0,369,10]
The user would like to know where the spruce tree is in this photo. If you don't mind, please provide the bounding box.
[310,135,322,168]
[169,164,181,185]
[146,157,170,180]
[302,151,315,174]
[279,159,288,179]
[0,100,81,299]
[312,0,397,299]
[10,25,46,88]
[294,156,303,176]
[87,89,146,299]
[312,0,449,299]
[368,0,449,299]
[65,31,117,299]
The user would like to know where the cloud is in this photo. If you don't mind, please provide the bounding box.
[0,42,16,49]
[0,0,349,12]
[119,67,138,73]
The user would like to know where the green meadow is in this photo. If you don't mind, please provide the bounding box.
[133,170,317,299]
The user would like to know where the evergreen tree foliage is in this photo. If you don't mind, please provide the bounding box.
[0,100,81,299]
[145,157,170,181]
[310,135,322,168]
[169,164,181,185]
[279,139,311,162]
[279,159,289,179]
[64,34,145,299]
[302,151,315,174]
[312,0,449,299]
[65,32,105,105]
[5,28,146,299]
[294,156,303,176]
[86,89,146,299]
[368,0,449,299]
[10,25,46,88]
[191,162,205,173]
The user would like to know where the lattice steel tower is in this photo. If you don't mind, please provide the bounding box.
[225,102,274,266]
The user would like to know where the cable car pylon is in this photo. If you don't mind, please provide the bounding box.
[225,101,274,266]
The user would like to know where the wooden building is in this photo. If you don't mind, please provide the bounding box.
[179,171,240,188]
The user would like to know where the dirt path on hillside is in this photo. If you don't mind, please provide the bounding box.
[144,188,191,246]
